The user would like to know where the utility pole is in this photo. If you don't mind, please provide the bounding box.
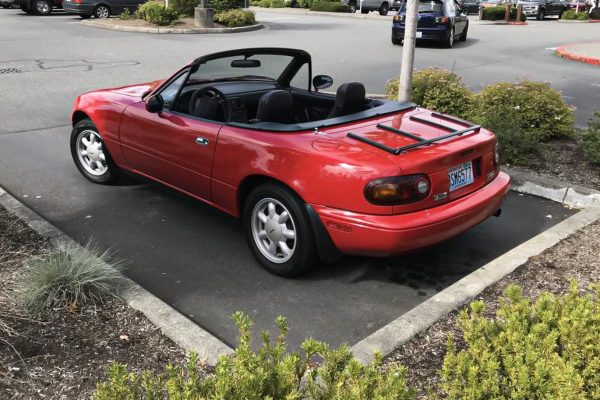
[397,0,418,102]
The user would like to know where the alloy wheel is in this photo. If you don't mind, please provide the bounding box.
[251,198,297,264]
[35,0,49,13]
[76,130,108,176]
[95,5,109,18]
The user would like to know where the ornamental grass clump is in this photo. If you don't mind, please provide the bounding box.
[440,282,600,399]
[93,312,415,399]
[17,242,124,316]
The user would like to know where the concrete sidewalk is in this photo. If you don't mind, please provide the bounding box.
[557,41,600,66]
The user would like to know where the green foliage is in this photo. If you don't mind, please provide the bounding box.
[309,1,351,12]
[477,80,574,141]
[561,9,590,19]
[386,68,475,120]
[16,242,123,316]
[297,0,315,7]
[258,0,271,6]
[584,111,600,164]
[214,9,256,26]
[210,0,244,13]
[481,5,526,21]
[136,1,179,25]
[118,7,136,19]
[481,113,539,164]
[170,0,199,17]
[93,312,415,399]
[270,0,287,7]
[441,282,600,400]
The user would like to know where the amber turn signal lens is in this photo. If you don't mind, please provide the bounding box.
[364,174,431,206]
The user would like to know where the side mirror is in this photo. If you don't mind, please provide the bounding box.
[313,75,334,91]
[145,94,164,113]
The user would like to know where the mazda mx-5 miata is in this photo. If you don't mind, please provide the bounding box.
[70,48,510,277]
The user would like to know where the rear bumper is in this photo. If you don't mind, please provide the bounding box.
[311,171,510,257]
[62,2,94,13]
[392,26,450,41]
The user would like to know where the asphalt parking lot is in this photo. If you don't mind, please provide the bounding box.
[0,10,588,348]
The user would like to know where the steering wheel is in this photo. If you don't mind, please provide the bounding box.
[189,86,231,122]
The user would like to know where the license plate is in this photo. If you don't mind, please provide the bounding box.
[448,161,474,192]
[416,31,423,39]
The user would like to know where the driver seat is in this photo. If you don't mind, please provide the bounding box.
[189,90,219,120]
[327,82,367,119]
[253,90,295,124]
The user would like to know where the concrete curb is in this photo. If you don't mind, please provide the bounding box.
[350,170,600,365]
[81,19,264,34]
[0,185,234,366]
[556,41,600,67]
[557,19,600,23]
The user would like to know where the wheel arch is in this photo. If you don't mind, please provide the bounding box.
[72,110,91,126]
[94,3,111,13]
[237,174,302,218]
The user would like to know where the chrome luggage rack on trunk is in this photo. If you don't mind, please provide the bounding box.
[347,112,481,155]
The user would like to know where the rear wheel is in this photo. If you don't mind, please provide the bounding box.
[361,7,369,13]
[443,26,455,48]
[536,8,544,20]
[459,24,468,41]
[378,1,389,15]
[32,0,51,15]
[94,4,110,18]
[70,119,120,184]
[391,35,402,45]
[243,182,317,277]
[348,0,356,12]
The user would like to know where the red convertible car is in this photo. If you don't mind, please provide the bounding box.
[70,48,510,277]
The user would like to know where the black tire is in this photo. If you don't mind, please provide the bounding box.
[348,0,356,13]
[459,24,468,41]
[378,1,389,15]
[32,0,51,15]
[536,8,544,20]
[443,26,455,48]
[93,3,110,18]
[361,7,369,13]
[70,119,120,184]
[391,35,402,45]
[243,182,318,277]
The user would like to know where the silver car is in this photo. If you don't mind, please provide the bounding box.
[342,0,403,15]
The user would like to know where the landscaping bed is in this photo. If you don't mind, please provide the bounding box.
[0,207,203,399]
[384,219,600,398]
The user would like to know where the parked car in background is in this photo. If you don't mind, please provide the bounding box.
[479,0,515,8]
[18,0,62,15]
[518,0,568,19]
[1,0,16,9]
[63,0,146,18]
[569,0,591,10]
[458,0,480,13]
[342,0,402,15]
[392,0,469,48]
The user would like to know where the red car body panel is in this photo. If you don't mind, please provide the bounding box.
[71,73,510,258]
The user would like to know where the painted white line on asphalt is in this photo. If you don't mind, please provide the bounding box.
[545,47,558,50]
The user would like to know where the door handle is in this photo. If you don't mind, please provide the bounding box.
[196,137,209,146]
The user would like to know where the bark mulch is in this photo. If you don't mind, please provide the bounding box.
[384,219,600,398]
[0,207,209,399]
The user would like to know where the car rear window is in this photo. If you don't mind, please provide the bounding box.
[401,0,444,12]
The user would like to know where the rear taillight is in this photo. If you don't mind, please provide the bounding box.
[393,15,405,22]
[435,16,450,23]
[364,174,431,205]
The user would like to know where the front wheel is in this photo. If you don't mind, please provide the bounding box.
[361,7,369,13]
[378,1,389,15]
[348,0,356,13]
[32,0,52,15]
[459,25,468,41]
[243,183,317,277]
[70,119,120,184]
[391,35,402,45]
[536,8,544,20]
[94,4,110,18]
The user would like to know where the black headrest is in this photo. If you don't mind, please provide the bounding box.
[255,90,294,124]
[328,82,366,119]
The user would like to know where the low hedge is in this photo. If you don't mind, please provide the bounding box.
[136,1,179,25]
[561,9,590,19]
[210,0,244,12]
[481,5,527,21]
[214,8,256,26]
[310,1,351,12]
[584,111,600,164]
[298,0,315,7]
[170,0,199,16]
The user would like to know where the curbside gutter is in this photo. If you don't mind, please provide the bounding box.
[81,19,264,34]
[556,41,600,67]
[0,185,234,366]
[351,169,600,365]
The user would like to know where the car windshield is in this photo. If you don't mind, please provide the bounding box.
[401,0,444,12]
[188,54,295,83]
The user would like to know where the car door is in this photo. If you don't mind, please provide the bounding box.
[119,70,221,201]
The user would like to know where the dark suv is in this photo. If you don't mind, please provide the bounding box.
[392,0,469,48]
[18,0,62,15]
[518,0,569,19]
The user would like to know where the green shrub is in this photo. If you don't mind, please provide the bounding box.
[561,9,590,19]
[136,1,179,25]
[310,1,351,12]
[270,0,287,7]
[210,0,244,12]
[386,68,475,120]
[258,0,270,6]
[298,0,314,7]
[480,112,540,164]
[118,7,136,19]
[93,312,415,399]
[477,80,574,141]
[584,111,600,164]
[170,0,199,16]
[441,282,600,399]
[16,242,124,316]
[214,9,256,26]
[481,5,526,21]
